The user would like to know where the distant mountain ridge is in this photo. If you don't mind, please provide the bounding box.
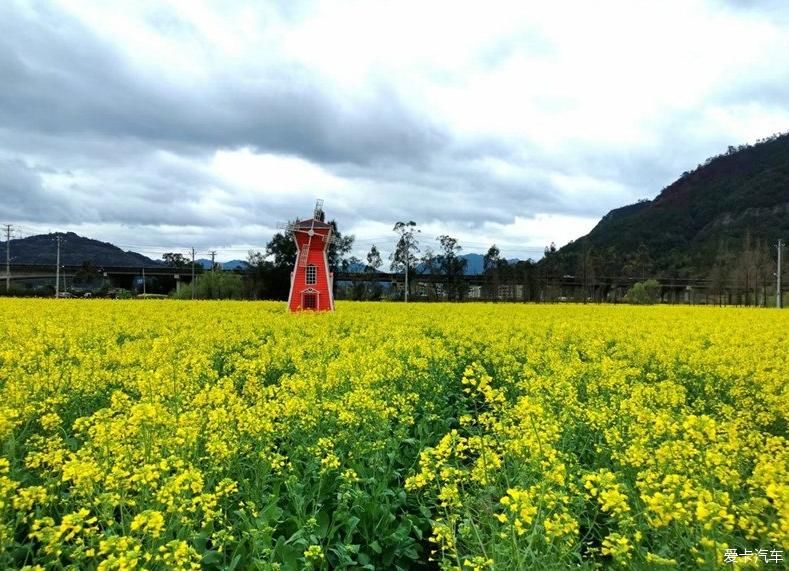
[1,232,512,274]
[0,232,162,267]
[457,253,521,275]
[196,259,249,270]
[551,132,789,277]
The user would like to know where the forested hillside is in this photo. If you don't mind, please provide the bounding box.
[548,132,789,283]
[0,232,162,267]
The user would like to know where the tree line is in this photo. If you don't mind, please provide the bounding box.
[161,219,784,306]
[164,220,489,301]
[535,230,784,306]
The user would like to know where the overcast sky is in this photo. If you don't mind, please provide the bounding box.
[2,0,789,262]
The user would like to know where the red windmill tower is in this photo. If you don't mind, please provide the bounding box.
[284,200,335,312]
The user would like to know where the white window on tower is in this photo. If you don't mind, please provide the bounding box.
[306,264,317,285]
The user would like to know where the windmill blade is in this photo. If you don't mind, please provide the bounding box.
[300,218,317,267]
[313,199,324,219]
[299,232,313,267]
[276,221,296,235]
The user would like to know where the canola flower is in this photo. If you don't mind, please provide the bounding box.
[0,299,787,569]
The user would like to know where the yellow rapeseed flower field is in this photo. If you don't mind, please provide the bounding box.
[0,299,787,570]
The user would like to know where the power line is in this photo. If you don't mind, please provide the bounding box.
[3,230,549,256]
[2,226,553,274]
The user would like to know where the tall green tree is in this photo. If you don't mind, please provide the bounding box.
[264,229,297,300]
[541,242,558,301]
[362,245,383,300]
[327,220,355,272]
[420,247,439,300]
[366,245,382,273]
[391,221,420,301]
[483,244,502,300]
[514,259,539,301]
[437,235,467,301]
[162,252,189,267]
[73,261,100,287]
[266,231,297,269]
[243,250,273,300]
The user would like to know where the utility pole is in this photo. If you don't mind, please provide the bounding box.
[209,250,218,300]
[142,266,146,295]
[191,247,195,300]
[3,224,11,292]
[778,239,784,309]
[55,235,61,298]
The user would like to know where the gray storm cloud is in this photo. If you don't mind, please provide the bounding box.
[0,3,446,166]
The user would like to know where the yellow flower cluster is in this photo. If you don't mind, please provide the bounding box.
[130,510,165,538]
[499,488,539,535]
[0,299,786,569]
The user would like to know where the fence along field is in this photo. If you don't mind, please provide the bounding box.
[0,300,786,569]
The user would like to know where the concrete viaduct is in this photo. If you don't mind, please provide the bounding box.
[4,263,727,302]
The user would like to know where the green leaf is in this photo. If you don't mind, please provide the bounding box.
[345,515,360,533]
[201,550,223,565]
[193,530,211,551]
[273,538,301,571]
[317,510,330,537]
[261,503,284,523]
[227,554,243,570]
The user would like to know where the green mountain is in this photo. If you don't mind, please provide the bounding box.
[551,132,789,279]
[0,232,162,267]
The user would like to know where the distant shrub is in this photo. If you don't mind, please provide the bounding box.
[0,287,47,298]
[626,279,661,305]
[172,272,244,300]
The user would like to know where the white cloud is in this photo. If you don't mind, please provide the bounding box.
[211,149,345,197]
